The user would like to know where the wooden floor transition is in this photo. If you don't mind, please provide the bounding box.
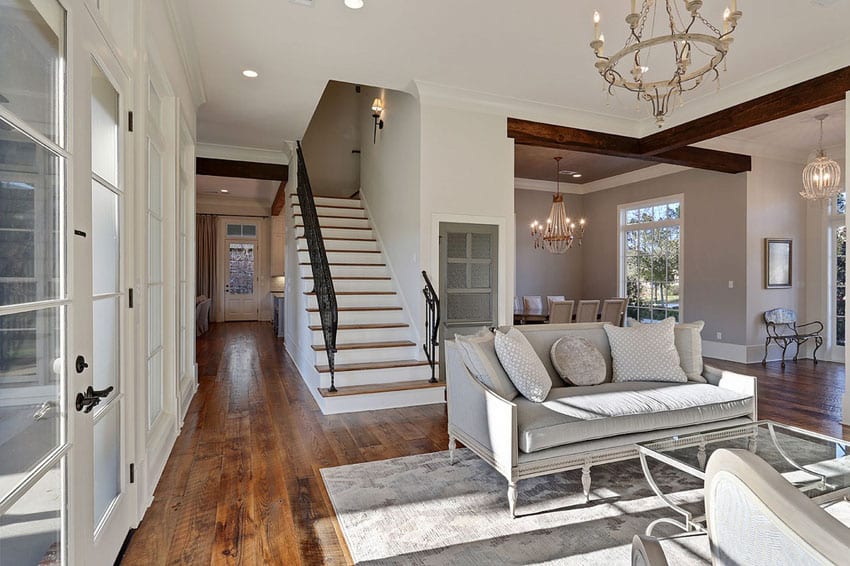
[120,322,849,565]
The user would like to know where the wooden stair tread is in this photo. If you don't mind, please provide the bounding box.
[299,262,386,266]
[297,249,381,253]
[318,380,443,398]
[311,340,415,352]
[315,359,433,373]
[295,225,372,230]
[306,306,401,312]
[292,194,361,201]
[302,276,391,281]
[309,322,408,330]
[304,291,397,296]
[296,236,377,242]
[292,204,365,211]
[293,214,368,220]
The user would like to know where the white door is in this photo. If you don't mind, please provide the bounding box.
[224,238,259,321]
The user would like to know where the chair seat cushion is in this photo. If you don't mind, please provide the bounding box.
[516,382,754,453]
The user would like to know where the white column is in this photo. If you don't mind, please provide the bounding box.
[843,91,850,426]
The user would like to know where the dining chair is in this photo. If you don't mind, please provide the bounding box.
[575,299,600,323]
[514,296,524,315]
[600,298,627,326]
[549,300,575,324]
[546,295,566,316]
[523,296,544,316]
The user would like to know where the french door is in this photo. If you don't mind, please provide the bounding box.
[224,237,259,321]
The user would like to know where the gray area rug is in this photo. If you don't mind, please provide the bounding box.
[321,448,712,565]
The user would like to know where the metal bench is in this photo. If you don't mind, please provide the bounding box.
[761,308,823,368]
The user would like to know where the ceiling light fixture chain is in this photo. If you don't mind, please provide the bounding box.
[590,0,742,127]
[530,157,587,255]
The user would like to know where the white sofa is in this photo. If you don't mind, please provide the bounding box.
[445,322,758,517]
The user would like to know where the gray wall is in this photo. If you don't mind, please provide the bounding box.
[514,188,584,303]
[578,169,749,345]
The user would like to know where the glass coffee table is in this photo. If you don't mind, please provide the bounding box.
[637,420,850,535]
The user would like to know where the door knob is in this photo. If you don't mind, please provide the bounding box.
[75,355,88,374]
[75,385,114,413]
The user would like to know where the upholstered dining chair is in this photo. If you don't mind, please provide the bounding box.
[575,299,600,322]
[514,296,524,315]
[522,296,544,317]
[548,301,574,324]
[546,295,566,316]
[599,298,627,326]
[631,449,850,566]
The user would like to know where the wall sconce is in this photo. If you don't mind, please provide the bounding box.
[371,97,384,143]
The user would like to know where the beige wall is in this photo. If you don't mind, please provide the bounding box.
[579,168,749,345]
[514,189,584,302]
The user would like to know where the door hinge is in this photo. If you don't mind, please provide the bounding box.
[128,288,134,308]
[128,111,134,132]
[129,463,135,484]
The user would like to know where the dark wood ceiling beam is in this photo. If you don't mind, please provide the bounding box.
[196,157,288,181]
[507,118,751,174]
[271,181,287,216]
[639,66,850,156]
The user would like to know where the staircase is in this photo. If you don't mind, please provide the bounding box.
[290,193,444,414]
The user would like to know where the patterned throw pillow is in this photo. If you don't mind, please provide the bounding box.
[604,318,688,383]
[494,328,552,402]
[454,330,519,400]
[628,319,706,382]
[550,336,607,386]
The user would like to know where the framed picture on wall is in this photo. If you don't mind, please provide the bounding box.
[765,238,792,288]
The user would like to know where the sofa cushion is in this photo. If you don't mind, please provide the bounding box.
[550,337,606,386]
[510,323,612,387]
[515,382,754,453]
[605,318,688,383]
[494,328,552,402]
[455,330,519,401]
[630,319,707,382]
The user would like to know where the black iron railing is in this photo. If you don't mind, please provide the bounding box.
[422,271,440,383]
[296,141,339,392]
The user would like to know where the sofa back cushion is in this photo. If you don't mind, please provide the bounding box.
[510,323,612,387]
[454,330,519,400]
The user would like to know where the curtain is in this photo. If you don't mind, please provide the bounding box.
[196,214,217,303]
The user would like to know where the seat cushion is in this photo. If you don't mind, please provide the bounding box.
[516,382,754,453]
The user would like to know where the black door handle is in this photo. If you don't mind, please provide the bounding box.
[75,385,114,413]
[75,355,89,374]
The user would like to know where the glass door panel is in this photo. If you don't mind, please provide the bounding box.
[0,460,63,565]
[224,240,258,321]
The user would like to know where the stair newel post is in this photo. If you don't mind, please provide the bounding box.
[296,141,339,392]
[422,271,440,384]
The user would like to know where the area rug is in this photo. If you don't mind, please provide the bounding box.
[321,448,712,565]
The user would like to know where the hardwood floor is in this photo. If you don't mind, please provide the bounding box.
[120,323,848,565]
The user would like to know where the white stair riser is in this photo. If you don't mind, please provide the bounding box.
[315,345,420,366]
[306,294,399,309]
[297,250,384,264]
[292,195,362,208]
[308,309,404,325]
[297,239,378,252]
[307,279,393,292]
[299,265,388,278]
[293,205,366,219]
[311,327,410,344]
[318,365,435,389]
[293,215,370,229]
[295,227,374,240]
[320,387,445,414]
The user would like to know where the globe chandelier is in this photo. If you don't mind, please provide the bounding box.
[590,0,742,127]
[531,157,586,254]
[800,114,842,201]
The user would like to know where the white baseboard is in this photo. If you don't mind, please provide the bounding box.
[701,340,748,363]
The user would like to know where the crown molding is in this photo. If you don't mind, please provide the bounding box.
[514,178,582,194]
[196,143,290,165]
[414,80,643,138]
[165,0,207,107]
[515,163,689,196]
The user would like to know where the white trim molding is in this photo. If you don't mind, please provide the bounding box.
[165,0,207,106]
[515,164,689,196]
[196,142,290,165]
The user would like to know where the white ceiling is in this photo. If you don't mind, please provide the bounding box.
[182,0,850,150]
[196,175,280,203]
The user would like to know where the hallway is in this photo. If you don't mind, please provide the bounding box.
[120,323,848,565]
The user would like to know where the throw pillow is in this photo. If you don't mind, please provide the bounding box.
[604,318,688,383]
[550,336,606,386]
[630,319,706,382]
[454,330,519,400]
[494,328,552,402]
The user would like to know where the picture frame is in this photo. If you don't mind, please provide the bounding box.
[765,238,792,289]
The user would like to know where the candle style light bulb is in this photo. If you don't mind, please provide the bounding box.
[598,34,605,56]
[723,8,731,32]
[631,0,636,14]
[593,11,600,39]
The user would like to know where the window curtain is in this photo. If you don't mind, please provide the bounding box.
[196,214,217,304]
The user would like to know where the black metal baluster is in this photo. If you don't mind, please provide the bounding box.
[422,271,440,383]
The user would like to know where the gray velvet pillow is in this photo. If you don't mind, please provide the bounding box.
[494,327,552,402]
[455,330,519,400]
[550,336,606,386]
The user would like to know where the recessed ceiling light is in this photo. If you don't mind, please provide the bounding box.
[572,173,582,178]
[344,0,364,9]
[220,189,229,193]
[242,69,258,78]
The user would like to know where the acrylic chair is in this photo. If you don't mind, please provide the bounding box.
[575,299,600,323]
[599,298,627,326]
[548,301,575,324]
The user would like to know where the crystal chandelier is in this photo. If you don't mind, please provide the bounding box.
[531,157,586,254]
[800,114,842,201]
[590,0,742,127]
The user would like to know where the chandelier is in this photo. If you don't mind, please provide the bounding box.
[800,114,842,201]
[590,0,742,127]
[531,157,586,254]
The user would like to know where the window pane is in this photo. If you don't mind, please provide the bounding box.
[837,317,845,347]
[241,224,256,238]
[0,119,62,306]
[93,405,120,527]
[447,233,467,259]
[148,284,162,352]
[447,293,491,322]
[837,193,846,215]
[667,202,680,219]
[470,233,491,259]
[470,263,491,288]
[92,297,119,395]
[148,216,162,284]
[148,349,163,426]
[228,243,254,294]
[91,62,118,185]
[0,0,65,145]
[447,263,466,289]
[226,224,241,237]
[0,307,62,502]
[91,180,119,295]
[147,141,162,216]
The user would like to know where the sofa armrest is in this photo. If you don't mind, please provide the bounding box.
[631,535,670,566]
[703,364,758,420]
[446,341,517,477]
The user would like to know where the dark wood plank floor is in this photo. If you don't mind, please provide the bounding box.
[120,322,848,565]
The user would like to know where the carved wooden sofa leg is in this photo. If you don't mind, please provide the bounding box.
[508,481,518,518]
[448,436,457,465]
